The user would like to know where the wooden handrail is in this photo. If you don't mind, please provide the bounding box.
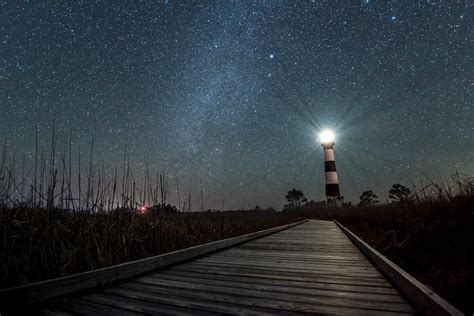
[334,220,463,316]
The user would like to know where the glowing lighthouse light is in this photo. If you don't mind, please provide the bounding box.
[319,130,335,144]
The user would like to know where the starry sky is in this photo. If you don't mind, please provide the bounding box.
[1,0,473,209]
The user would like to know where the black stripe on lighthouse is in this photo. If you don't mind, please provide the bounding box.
[326,183,340,197]
[324,161,337,172]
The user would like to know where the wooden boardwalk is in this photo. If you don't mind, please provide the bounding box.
[1,219,462,315]
[41,220,416,315]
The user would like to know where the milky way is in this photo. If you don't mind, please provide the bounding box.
[1,0,472,209]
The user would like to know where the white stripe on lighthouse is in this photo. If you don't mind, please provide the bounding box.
[325,172,339,184]
[324,149,335,161]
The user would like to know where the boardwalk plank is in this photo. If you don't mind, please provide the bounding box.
[131,277,413,312]
[157,270,401,295]
[117,281,415,315]
[101,285,294,315]
[40,309,72,316]
[49,298,145,316]
[172,264,393,287]
[209,254,375,267]
[139,274,408,303]
[169,268,394,288]
[82,292,218,316]
[196,257,381,274]
[182,260,384,278]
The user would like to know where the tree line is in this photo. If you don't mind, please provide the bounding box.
[284,184,414,208]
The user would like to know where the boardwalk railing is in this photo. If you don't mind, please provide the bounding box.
[334,220,463,316]
[0,219,307,308]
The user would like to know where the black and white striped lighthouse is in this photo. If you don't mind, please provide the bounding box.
[319,130,341,205]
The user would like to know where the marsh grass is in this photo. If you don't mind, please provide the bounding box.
[0,207,296,289]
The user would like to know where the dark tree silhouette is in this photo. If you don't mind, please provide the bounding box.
[389,184,413,204]
[359,190,379,206]
[285,188,307,207]
[150,203,178,213]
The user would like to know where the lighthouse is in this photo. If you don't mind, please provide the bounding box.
[319,130,341,206]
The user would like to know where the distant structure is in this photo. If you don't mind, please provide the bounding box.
[319,130,341,207]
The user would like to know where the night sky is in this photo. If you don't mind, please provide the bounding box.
[1,0,472,209]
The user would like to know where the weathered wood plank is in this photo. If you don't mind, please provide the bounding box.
[131,277,414,312]
[170,267,395,289]
[97,286,291,316]
[39,309,72,316]
[226,248,368,260]
[158,269,402,295]
[184,260,384,279]
[334,220,463,316]
[81,292,217,315]
[222,249,368,259]
[209,254,375,267]
[0,219,306,308]
[173,262,392,285]
[195,257,381,274]
[48,298,145,316]
[114,281,415,315]
[139,273,408,303]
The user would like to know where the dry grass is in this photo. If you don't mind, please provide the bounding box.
[0,207,298,290]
